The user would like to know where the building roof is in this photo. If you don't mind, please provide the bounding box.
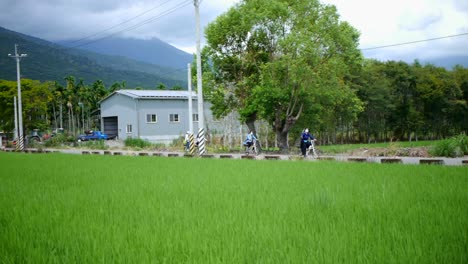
[100,89,198,104]
[116,89,197,99]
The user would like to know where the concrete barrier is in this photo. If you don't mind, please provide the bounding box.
[420,159,444,165]
[347,157,367,162]
[381,158,402,164]
[318,156,335,161]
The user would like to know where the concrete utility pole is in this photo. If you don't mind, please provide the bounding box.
[187,63,193,134]
[8,44,27,151]
[194,0,206,155]
[194,0,204,131]
[13,96,18,141]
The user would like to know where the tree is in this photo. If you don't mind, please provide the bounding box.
[205,0,362,152]
[156,83,167,90]
[171,84,183,91]
[354,59,394,143]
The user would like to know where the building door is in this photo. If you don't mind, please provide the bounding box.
[103,116,118,139]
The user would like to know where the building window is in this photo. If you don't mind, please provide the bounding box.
[193,113,199,122]
[146,114,157,123]
[169,114,180,123]
[126,124,132,133]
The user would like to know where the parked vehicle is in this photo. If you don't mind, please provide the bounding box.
[77,130,108,142]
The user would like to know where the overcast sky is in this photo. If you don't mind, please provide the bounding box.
[1,0,467,62]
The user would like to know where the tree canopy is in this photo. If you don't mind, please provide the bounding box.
[204,0,363,151]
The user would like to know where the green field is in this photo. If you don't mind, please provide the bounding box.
[0,152,467,263]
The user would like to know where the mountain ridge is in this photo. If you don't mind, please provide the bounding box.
[61,37,193,70]
[0,26,187,89]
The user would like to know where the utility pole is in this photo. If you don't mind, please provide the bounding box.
[8,44,27,151]
[13,96,18,141]
[78,102,84,133]
[194,0,206,155]
[187,63,193,134]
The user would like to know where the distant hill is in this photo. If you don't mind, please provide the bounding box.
[0,27,187,88]
[61,37,193,70]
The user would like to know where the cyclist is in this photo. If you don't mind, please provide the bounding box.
[243,131,257,153]
[300,128,316,157]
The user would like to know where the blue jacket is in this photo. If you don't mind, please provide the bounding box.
[301,132,314,141]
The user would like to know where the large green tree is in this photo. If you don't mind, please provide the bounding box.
[205,0,362,151]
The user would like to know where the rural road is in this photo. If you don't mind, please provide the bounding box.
[3,147,467,166]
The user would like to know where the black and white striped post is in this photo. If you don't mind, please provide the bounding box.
[189,133,196,155]
[197,128,206,156]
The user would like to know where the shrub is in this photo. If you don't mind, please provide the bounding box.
[124,138,152,148]
[44,134,69,147]
[429,134,468,157]
[81,140,108,150]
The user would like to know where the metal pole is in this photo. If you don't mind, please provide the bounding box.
[194,0,204,133]
[194,0,206,155]
[13,96,18,141]
[187,63,193,134]
[79,102,84,133]
[8,44,27,151]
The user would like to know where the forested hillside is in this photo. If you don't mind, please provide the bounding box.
[0,27,186,88]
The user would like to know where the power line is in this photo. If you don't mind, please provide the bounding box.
[361,32,468,51]
[70,0,192,48]
[61,0,174,46]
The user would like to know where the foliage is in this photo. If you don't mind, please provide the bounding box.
[43,134,75,147]
[353,60,468,143]
[204,0,363,151]
[124,138,152,148]
[429,134,468,157]
[0,153,466,262]
[78,140,108,150]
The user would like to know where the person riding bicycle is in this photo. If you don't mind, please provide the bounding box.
[300,128,316,157]
[184,131,191,151]
[243,131,257,149]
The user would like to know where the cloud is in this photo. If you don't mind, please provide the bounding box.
[0,0,466,61]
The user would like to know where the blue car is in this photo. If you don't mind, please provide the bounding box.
[78,130,108,142]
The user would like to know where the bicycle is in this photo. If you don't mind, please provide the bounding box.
[305,140,318,158]
[244,138,258,156]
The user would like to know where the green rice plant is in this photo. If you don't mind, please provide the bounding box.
[0,152,466,263]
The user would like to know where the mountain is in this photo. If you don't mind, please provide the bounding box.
[62,37,193,70]
[0,27,187,88]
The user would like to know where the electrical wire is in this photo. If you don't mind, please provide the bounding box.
[70,0,192,48]
[61,0,174,45]
[361,32,468,50]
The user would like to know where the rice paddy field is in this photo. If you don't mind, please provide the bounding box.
[0,152,467,263]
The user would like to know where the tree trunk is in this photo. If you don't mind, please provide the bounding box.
[245,113,262,151]
[275,130,289,154]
